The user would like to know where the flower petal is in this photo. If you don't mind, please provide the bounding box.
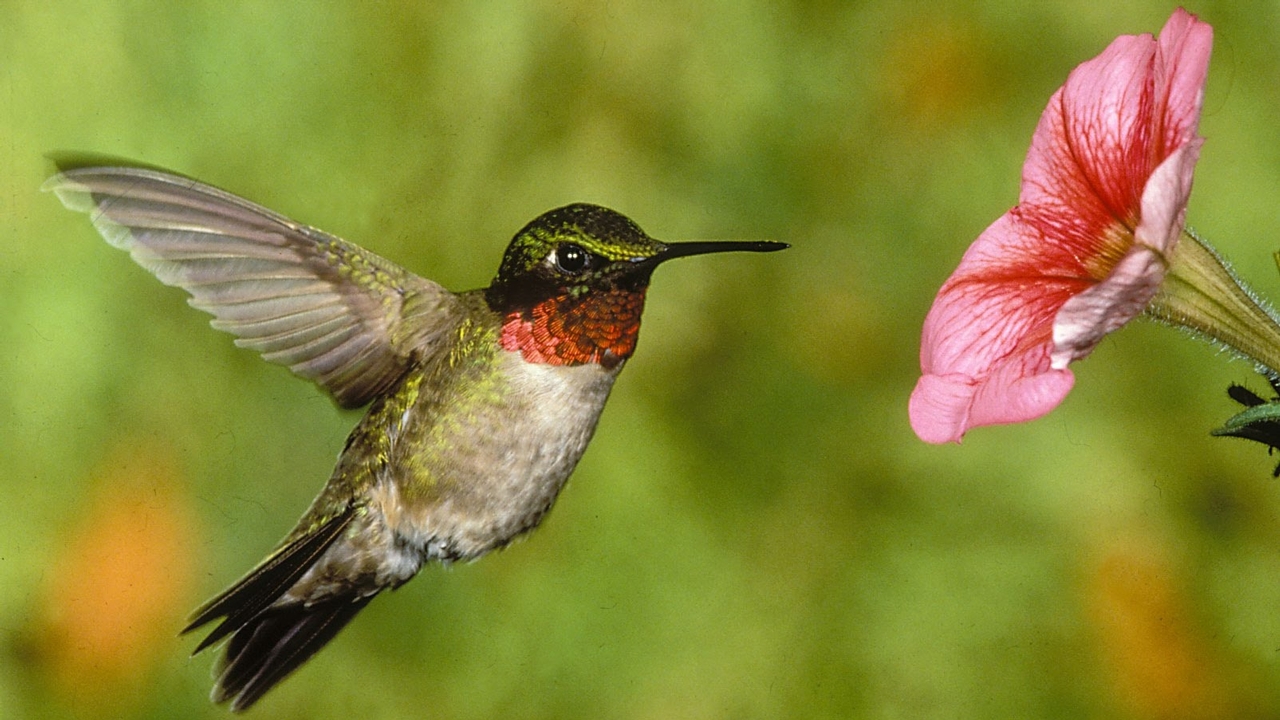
[1135,139,1202,256]
[1020,35,1157,248]
[911,9,1213,444]
[911,212,1087,442]
[1052,139,1203,366]
[910,349,1075,444]
[1150,9,1214,160]
[1051,242,1167,367]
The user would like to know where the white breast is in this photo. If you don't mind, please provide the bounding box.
[376,353,622,570]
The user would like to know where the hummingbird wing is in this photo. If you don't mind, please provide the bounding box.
[44,165,462,408]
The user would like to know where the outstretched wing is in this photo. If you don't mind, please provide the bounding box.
[44,165,461,408]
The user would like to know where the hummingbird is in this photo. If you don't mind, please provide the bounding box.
[44,162,786,711]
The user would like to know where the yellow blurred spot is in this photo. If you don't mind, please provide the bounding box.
[31,443,198,708]
[878,18,986,132]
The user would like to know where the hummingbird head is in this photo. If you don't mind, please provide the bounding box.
[487,203,663,304]
[486,203,786,368]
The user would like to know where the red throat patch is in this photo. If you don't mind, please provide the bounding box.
[500,289,646,369]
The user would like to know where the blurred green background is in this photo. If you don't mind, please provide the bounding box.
[5,2,1280,718]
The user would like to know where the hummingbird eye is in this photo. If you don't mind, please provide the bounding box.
[554,244,590,275]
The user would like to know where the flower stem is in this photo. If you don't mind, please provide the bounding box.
[1146,230,1280,376]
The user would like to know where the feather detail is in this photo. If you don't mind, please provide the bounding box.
[183,508,367,712]
[213,595,373,712]
[44,165,462,408]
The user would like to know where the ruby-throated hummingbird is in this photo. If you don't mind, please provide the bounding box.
[45,163,786,711]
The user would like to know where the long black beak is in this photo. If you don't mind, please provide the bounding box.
[639,240,789,270]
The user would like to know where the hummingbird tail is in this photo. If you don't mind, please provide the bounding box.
[214,594,374,712]
[183,508,366,711]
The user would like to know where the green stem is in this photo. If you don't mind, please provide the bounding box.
[1145,230,1280,377]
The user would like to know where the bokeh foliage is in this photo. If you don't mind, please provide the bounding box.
[4,2,1280,718]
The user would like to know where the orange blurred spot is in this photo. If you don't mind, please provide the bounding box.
[1086,539,1231,720]
[32,443,198,707]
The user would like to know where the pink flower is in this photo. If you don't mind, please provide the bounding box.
[909,9,1214,444]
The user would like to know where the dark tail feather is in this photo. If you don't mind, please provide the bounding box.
[184,509,353,651]
[182,507,362,710]
[214,595,374,712]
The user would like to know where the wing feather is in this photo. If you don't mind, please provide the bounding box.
[45,165,463,407]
